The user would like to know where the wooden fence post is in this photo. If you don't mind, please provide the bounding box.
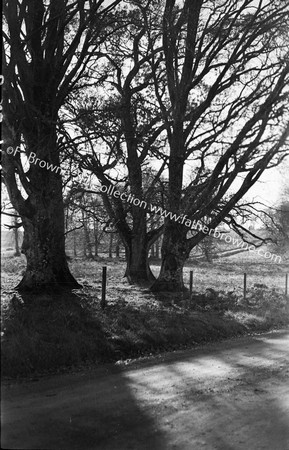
[101,266,107,309]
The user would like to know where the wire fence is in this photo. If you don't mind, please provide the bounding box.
[183,268,288,300]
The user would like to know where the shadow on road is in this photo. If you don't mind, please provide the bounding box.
[2,365,168,450]
[132,331,289,449]
[2,329,289,450]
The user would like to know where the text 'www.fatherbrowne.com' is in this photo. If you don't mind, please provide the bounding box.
[100,184,282,264]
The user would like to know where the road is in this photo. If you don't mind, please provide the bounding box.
[2,330,289,450]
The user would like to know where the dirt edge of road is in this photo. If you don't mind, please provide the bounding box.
[2,312,288,385]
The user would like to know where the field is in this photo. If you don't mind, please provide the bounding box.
[72,252,288,305]
[1,251,289,379]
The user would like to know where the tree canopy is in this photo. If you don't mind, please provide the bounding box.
[2,0,289,292]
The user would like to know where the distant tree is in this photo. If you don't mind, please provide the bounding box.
[263,183,289,254]
[64,180,109,259]
[197,236,216,263]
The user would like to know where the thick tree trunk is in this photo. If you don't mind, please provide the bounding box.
[149,128,207,291]
[152,123,188,291]
[3,118,82,292]
[151,254,187,292]
[151,222,189,293]
[125,246,155,284]
[108,192,157,284]
[124,232,155,285]
[17,173,81,292]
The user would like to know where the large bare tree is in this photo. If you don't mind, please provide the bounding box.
[66,1,166,283]
[150,0,289,291]
[2,0,121,291]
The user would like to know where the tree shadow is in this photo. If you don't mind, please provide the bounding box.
[2,288,288,449]
[2,363,168,450]
[1,291,169,448]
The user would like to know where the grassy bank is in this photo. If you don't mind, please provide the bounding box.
[1,256,289,379]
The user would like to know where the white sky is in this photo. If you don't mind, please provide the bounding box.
[247,155,289,208]
[248,168,281,207]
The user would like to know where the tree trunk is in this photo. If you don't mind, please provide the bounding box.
[151,254,187,292]
[2,116,81,292]
[108,233,113,258]
[83,211,93,259]
[124,241,155,285]
[13,216,21,257]
[204,246,213,263]
[73,230,77,257]
[16,171,81,292]
[152,120,188,292]
[151,222,189,292]
[94,219,99,257]
[115,236,121,258]
[101,188,159,284]
[82,227,86,258]
[155,238,160,259]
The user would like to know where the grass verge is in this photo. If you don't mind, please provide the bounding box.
[2,289,289,380]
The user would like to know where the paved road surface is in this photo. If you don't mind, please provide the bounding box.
[2,330,289,450]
